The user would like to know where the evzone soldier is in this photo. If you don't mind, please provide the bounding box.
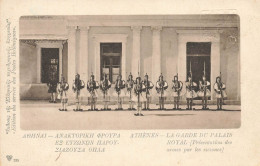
[155,73,168,110]
[143,73,154,110]
[214,73,227,110]
[172,74,183,110]
[100,74,112,110]
[57,75,69,111]
[198,73,211,110]
[87,73,99,111]
[115,75,126,110]
[126,73,136,110]
[185,73,198,110]
[47,71,58,103]
[134,76,145,116]
[72,74,85,111]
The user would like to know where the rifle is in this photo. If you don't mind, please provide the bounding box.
[160,74,164,101]
[161,84,163,105]
[176,61,180,98]
[160,82,163,98]
[116,78,121,106]
[135,61,144,113]
[101,78,106,102]
[177,73,180,97]
[102,63,106,100]
[129,86,132,102]
[220,72,224,101]
[189,61,193,101]
[126,73,134,104]
[146,80,149,99]
[203,61,207,98]
[172,74,180,96]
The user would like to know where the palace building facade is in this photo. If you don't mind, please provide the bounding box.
[19,15,240,104]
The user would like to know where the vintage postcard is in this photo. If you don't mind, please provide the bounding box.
[0,0,259,166]
[18,15,240,130]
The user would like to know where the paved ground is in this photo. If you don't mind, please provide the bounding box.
[20,101,241,130]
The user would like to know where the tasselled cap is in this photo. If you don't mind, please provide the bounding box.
[90,72,94,79]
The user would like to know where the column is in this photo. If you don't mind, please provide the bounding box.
[131,26,142,77]
[36,45,41,83]
[59,46,63,81]
[211,40,220,100]
[93,38,100,81]
[151,26,162,84]
[79,26,89,83]
[122,41,127,81]
[67,26,77,98]
[177,34,187,82]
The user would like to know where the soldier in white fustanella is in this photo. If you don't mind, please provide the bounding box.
[155,73,168,110]
[115,75,126,110]
[87,73,99,111]
[126,73,136,110]
[198,75,211,110]
[143,73,154,110]
[214,73,227,110]
[134,75,145,116]
[100,74,112,110]
[198,63,211,110]
[172,74,183,110]
[185,73,197,110]
[57,75,69,111]
[72,74,85,111]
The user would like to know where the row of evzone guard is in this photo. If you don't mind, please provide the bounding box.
[47,72,227,115]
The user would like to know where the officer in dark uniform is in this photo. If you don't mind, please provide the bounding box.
[47,71,58,103]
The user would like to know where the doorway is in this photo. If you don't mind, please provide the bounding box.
[186,42,211,98]
[41,48,59,83]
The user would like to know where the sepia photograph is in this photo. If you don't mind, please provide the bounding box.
[19,15,240,130]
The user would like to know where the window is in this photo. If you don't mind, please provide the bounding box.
[100,43,122,83]
[41,48,59,83]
